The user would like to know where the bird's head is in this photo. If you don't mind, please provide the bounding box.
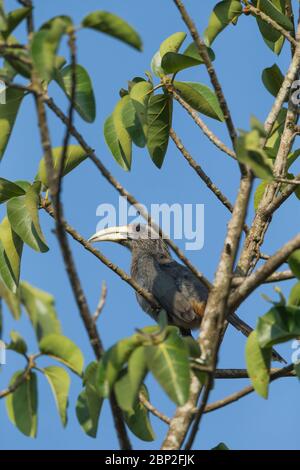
[88,223,170,256]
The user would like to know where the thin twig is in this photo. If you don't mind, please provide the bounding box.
[139,393,171,425]
[93,281,107,322]
[170,88,236,159]
[232,269,295,287]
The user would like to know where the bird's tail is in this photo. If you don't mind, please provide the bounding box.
[228,312,286,364]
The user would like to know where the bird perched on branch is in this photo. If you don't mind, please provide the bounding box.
[89,223,285,362]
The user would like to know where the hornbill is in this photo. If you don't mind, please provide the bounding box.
[89,223,285,362]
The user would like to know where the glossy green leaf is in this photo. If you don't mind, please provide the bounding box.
[55,65,96,123]
[128,346,148,407]
[174,81,224,121]
[0,178,25,204]
[39,334,84,376]
[0,88,24,161]
[245,331,271,399]
[255,0,287,54]
[7,330,27,355]
[159,32,187,57]
[145,329,190,405]
[257,305,300,348]
[204,0,243,45]
[114,368,135,413]
[254,180,268,211]
[0,1,7,30]
[31,17,69,81]
[257,0,293,31]
[0,217,23,292]
[20,281,61,341]
[288,250,300,279]
[97,336,140,396]
[6,371,38,437]
[288,282,300,307]
[7,182,49,253]
[37,145,89,189]
[82,11,142,51]
[129,80,153,143]
[183,42,215,63]
[237,131,273,180]
[147,94,172,168]
[104,98,132,171]
[121,94,146,148]
[76,362,103,437]
[44,366,70,427]
[1,7,32,39]
[150,51,165,77]
[161,53,202,74]
[123,384,155,442]
[262,64,285,99]
[0,280,21,319]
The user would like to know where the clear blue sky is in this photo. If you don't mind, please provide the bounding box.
[1,0,300,450]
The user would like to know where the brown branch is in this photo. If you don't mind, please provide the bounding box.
[170,88,236,159]
[230,232,300,312]
[246,3,297,48]
[204,364,295,415]
[139,393,171,425]
[172,0,237,149]
[232,269,295,287]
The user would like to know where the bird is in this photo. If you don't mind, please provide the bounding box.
[89,223,285,362]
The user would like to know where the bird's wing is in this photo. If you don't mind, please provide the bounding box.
[150,259,206,329]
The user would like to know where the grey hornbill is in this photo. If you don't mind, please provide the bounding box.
[89,223,284,362]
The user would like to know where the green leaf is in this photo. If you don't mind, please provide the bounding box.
[82,11,142,51]
[76,362,103,437]
[20,281,61,341]
[287,149,300,169]
[147,94,172,168]
[255,0,287,54]
[265,107,287,158]
[254,180,268,211]
[37,145,89,189]
[6,371,38,437]
[97,336,140,396]
[44,366,70,427]
[114,368,135,413]
[55,65,96,123]
[245,331,271,399]
[288,250,300,279]
[39,334,84,376]
[0,280,21,319]
[1,7,32,39]
[204,0,243,45]
[150,51,165,77]
[257,305,300,348]
[104,98,132,171]
[161,53,202,74]
[183,42,216,63]
[237,131,273,180]
[288,282,300,307]
[257,0,293,31]
[0,178,25,204]
[129,80,153,143]
[123,384,155,442]
[212,442,230,450]
[31,17,69,81]
[0,88,24,161]
[7,330,27,355]
[7,182,49,253]
[121,94,146,148]
[0,216,23,292]
[145,329,190,405]
[159,32,187,57]
[127,346,148,408]
[262,64,285,99]
[173,81,224,121]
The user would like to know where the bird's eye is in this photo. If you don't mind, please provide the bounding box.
[136,224,141,232]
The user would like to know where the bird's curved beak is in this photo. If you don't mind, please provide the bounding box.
[88,225,132,244]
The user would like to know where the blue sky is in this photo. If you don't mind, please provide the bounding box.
[0,0,300,450]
